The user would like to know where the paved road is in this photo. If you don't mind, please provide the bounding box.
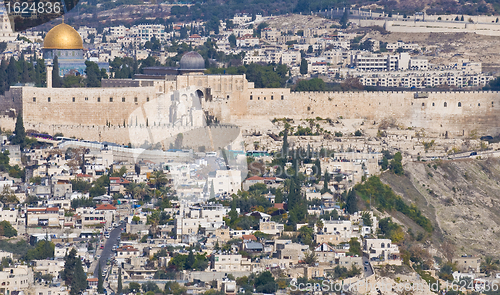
[362,256,374,277]
[93,224,125,276]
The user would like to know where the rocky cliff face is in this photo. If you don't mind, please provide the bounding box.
[382,158,500,258]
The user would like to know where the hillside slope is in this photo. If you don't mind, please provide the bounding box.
[381,158,500,258]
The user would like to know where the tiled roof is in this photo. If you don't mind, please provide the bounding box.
[96,204,117,210]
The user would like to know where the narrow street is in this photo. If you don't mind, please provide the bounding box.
[93,223,125,276]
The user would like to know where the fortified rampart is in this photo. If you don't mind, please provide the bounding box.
[2,74,499,143]
[207,90,500,138]
[357,19,500,36]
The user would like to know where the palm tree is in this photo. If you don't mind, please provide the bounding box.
[303,250,318,266]
[125,183,138,199]
[136,182,151,201]
[481,257,500,275]
[149,170,168,189]
[316,219,324,233]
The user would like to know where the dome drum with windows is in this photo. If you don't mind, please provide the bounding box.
[42,23,86,77]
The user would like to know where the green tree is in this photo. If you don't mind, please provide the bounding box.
[381,156,389,170]
[320,169,331,194]
[61,248,87,295]
[0,185,18,205]
[390,152,404,175]
[481,257,500,275]
[210,181,215,199]
[348,238,362,256]
[297,225,314,246]
[25,240,54,260]
[294,78,326,91]
[254,271,277,293]
[128,282,141,293]
[85,61,107,87]
[117,268,123,294]
[228,34,236,48]
[52,55,62,88]
[7,56,18,86]
[141,281,160,293]
[11,112,26,149]
[97,261,104,293]
[345,189,358,214]
[314,158,321,179]
[186,250,195,270]
[299,58,308,75]
[281,127,289,158]
[340,8,349,29]
[361,212,372,227]
[0,221,17,237]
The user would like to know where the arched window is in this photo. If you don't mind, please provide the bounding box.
[444,102,447,107]
[381,243,385,248]
[458,102,462,107]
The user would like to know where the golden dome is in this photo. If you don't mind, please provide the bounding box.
[43,23,83,50]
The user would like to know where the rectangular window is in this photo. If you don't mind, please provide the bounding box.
[134,97,138,103]
[33,97,36,102]
[271,95,273,100]
[250,95,253,100]
[147,97,150,102]
[97,97,100,102]
[281,95,284,100]
[110,97,113,102]
[122,97,125,102]
[72,97,75,102]
[85,97,88,101]
[47,97,50,102]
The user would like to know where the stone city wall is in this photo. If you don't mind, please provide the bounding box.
[358,19,500,36]
[13,80,500,141]
[21,86,158,126]
[24,122,241,150]
[210,90,500,138]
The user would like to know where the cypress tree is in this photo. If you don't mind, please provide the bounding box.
[6,56,18,86]
[281,128,288,158]
[321,169,331,194]
[72,255,87,295]
[62,248,87,295]
[11,113,26,149]
[97,261,104,293]
[19,53,29,83]
[209,181,215,199]
[52,55,62,87]
[299,58,308,75]
[117,268,123,294]
[0,59,7,94]
[314,158,321,180]
[186,250,195,270]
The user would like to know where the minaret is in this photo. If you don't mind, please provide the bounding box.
[160,46,166,65]
[46,61,53,88]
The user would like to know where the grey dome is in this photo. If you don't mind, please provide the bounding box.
[179,51,205,70]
